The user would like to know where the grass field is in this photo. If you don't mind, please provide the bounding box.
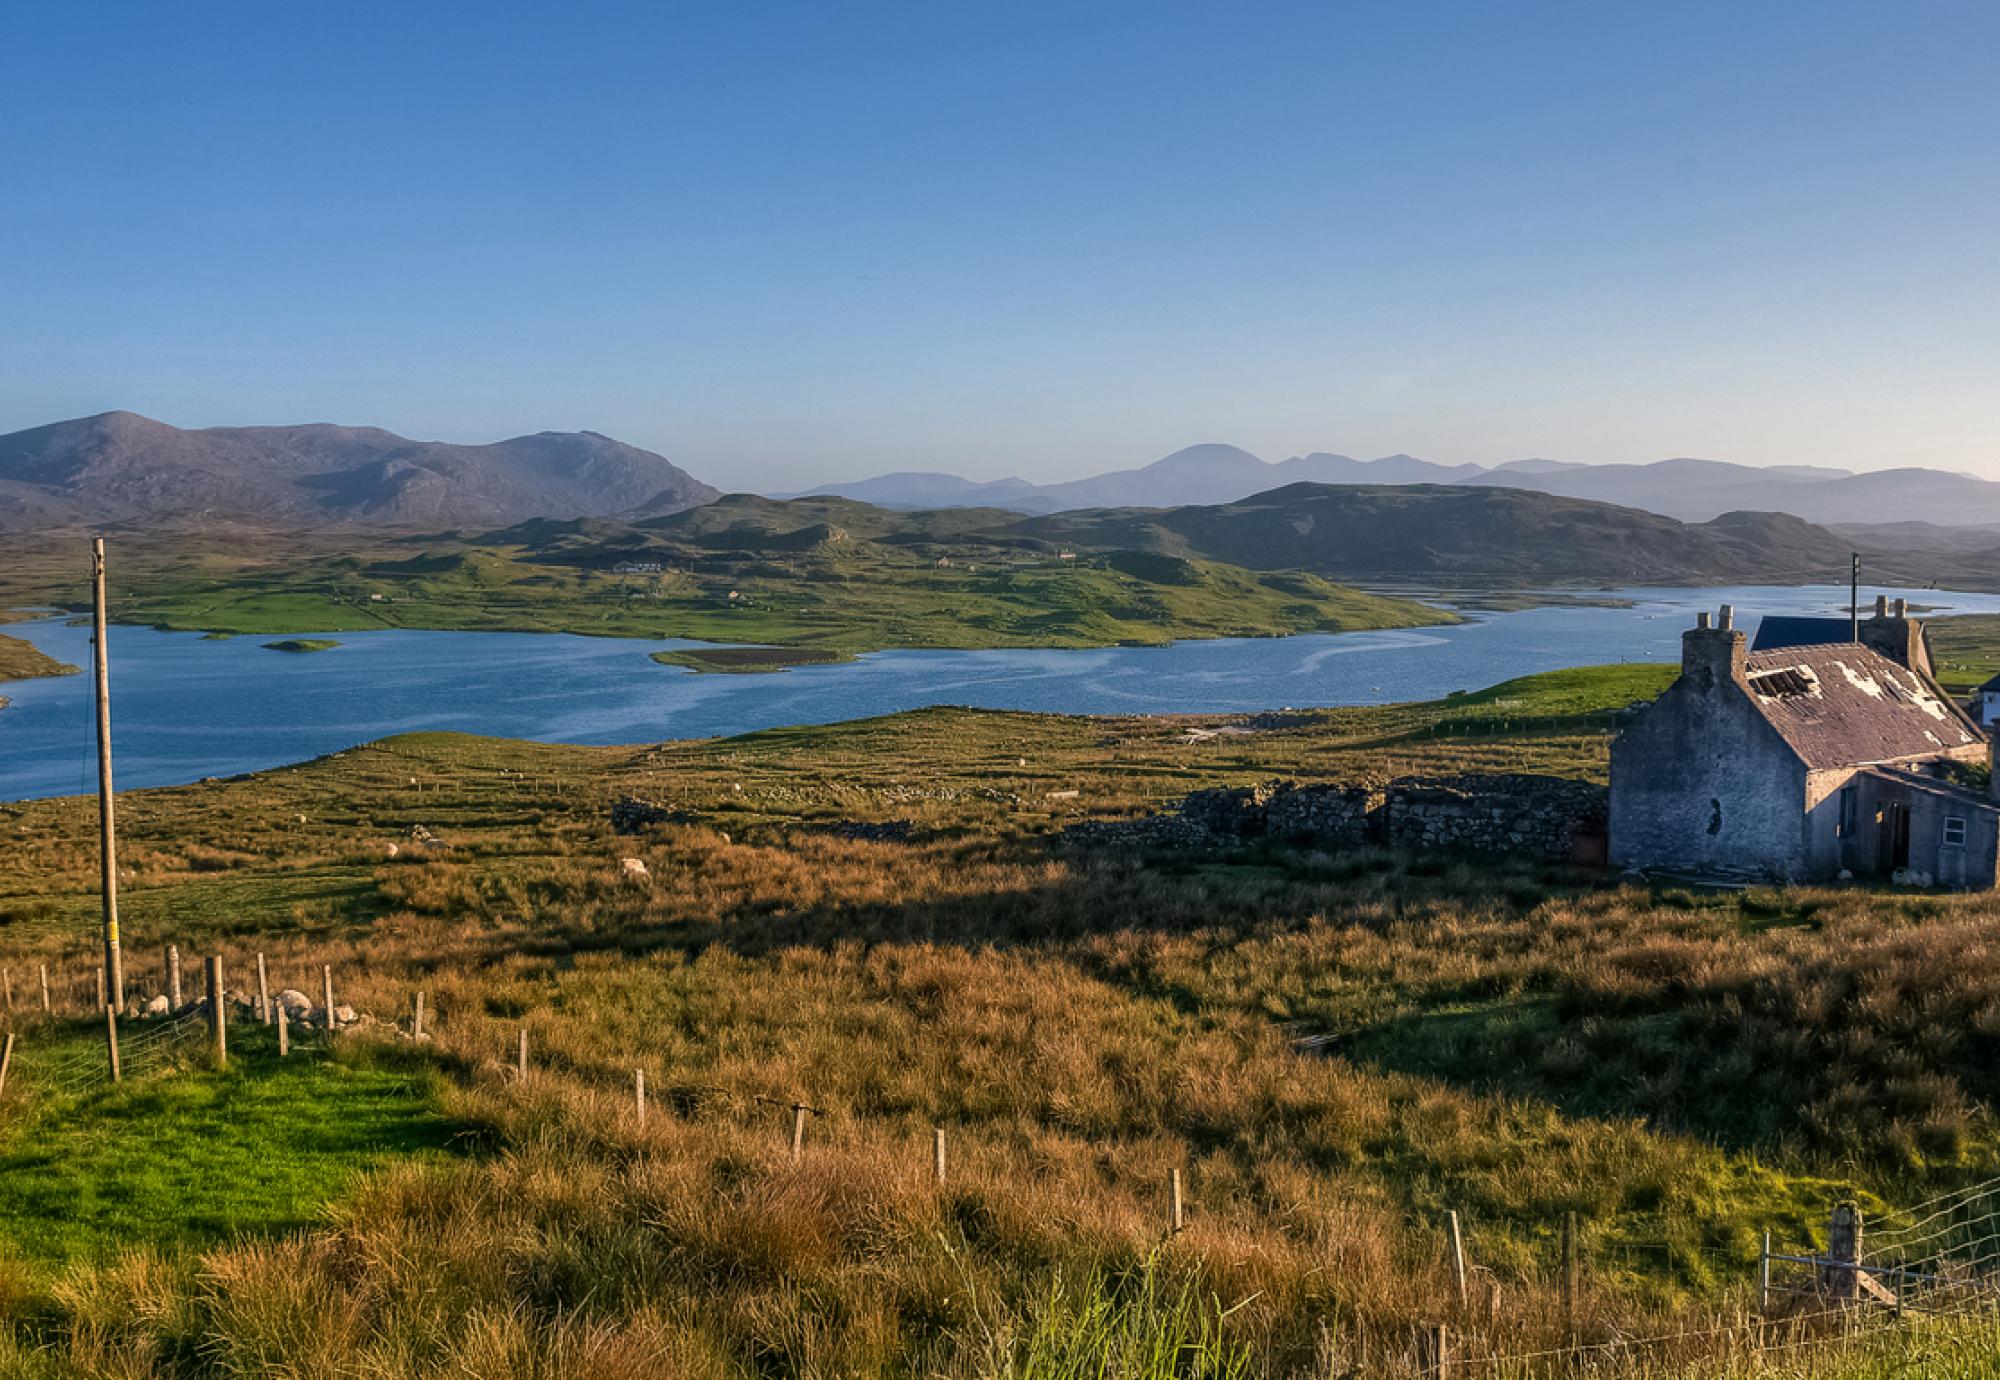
[2,663,1999,1374]
[0,523,1452,657]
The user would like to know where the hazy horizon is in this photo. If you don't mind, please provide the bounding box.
[5,3,1996,491]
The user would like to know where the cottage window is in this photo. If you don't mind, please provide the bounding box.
[1943,816,1968,847]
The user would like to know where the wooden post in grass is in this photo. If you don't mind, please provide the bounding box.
[167,944,181,1008]
[277,1001,289,1057]
[96,965,106,1011]
[932,1127,946,1185]
[516,1028,529,1078]
[322,965,336,1037]
[38,964,50,1014]
[1168,1168,1185,1235]
[104,1004,121,1082]
[91,538,125,1016]
[1447,1211,1468,1307]
[256,953,270,1024]
[206,955,226,1065]
[0,1033,13,1098]
[413,990,426,1040]
[634,1069,646,1123]
[790,1103,808,1158]
[1562,1211,1578,1336]
[1759,1231,1772,1313]
[1826,1203,1861,1303]
[1417,1324,1451,1378]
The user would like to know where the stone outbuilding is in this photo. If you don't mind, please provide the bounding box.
[1610,600,2000,886]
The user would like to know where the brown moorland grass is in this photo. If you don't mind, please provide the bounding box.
[2,667,2000,1374]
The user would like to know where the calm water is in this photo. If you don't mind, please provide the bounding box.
[6,584,1999,801]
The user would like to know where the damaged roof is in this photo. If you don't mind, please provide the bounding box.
[1751,616,1853,652]
[1742,643,1983,769]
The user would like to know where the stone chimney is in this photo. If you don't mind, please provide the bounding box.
[1682,607,1747,686]
[1861,598,1932,677]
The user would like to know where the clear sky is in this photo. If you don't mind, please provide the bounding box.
[4,1,1996,490]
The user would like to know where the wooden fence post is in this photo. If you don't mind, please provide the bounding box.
[1826,1202,1861,1302]
[1759,1230,1772,1312]
[38,964,50,1014]
[256,953,270,1024]
[105,1004,122,1082]
[790,1102,808,1158]
[322,965,336,1036]
[1562,1210,1578,1335]
[96,965,106,1011]
[1417,1323,1451,1378]
[1448,1210,1469,1308]
[0,1032,13,1098]
[634,1069,647,1123]
[277,1001,289,1057]
[516,1028,529,1078]
[1168,1168,1185,1235]
[933,1127,947,1185]
[206,955,226,1065]
[167,944,181,1008]
[413,990,426,1040]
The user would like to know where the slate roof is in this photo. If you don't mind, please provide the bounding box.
[1741,643,1983,770]
[1751,616,1854,652]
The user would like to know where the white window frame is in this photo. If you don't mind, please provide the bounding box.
[1943,816,1967,848]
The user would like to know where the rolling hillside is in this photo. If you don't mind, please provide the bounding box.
[1005,483,1856,583]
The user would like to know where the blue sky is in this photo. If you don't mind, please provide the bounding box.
[3,1,1996,490]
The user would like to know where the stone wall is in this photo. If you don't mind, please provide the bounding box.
[1380,774,1606,861]
[1066,773,1607,864]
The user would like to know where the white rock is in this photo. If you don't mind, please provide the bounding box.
[620,857,650,879]
[334,1004,357,1025]
[385,842,400,858]
[275,989,314,1016]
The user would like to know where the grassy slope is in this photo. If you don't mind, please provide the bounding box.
[4,663,1999,1373]
[0,1029,460,1265]
[1927,614,2000,695]
[0,523,1452,653]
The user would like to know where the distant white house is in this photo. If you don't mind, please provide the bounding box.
[1979,672,2000,727]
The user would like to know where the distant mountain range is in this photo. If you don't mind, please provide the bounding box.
[0,411,718,529]
[793,445,2000,528]
[7,411,2000,541]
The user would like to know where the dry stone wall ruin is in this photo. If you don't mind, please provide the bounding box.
[1069,773,1608,863]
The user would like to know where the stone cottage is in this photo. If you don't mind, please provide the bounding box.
[1609,600,2000,887]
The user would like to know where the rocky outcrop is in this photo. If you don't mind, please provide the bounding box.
[610,796,695,835]
[1066,773,1607,864]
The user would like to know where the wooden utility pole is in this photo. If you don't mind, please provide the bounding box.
[92,538,125,1014]
[1850,553,1861,643]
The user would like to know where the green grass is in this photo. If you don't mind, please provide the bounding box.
[0,1029,462,1268]
[260,638,342,654]
[1927,614,2000,695]
[0,522,1453,657]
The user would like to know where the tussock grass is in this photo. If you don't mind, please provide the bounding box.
[1,667,1998,1373]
